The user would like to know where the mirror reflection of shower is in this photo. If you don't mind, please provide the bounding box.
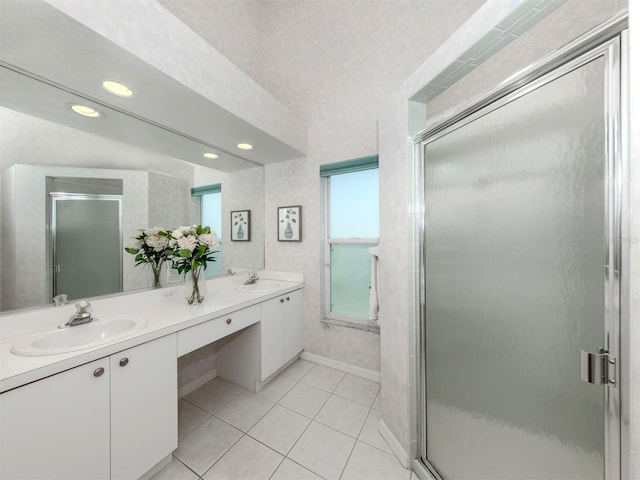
[48,177,123,302]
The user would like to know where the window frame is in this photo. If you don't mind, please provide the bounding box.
[322,162,380,331]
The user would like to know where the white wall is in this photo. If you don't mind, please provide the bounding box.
[258,0,484,372]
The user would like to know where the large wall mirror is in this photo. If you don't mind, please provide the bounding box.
[0,1,289,314]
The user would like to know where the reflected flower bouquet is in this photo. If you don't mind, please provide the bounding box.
[125,227,172,287]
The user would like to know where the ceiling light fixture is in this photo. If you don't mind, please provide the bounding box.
[70,104,102,118]
[102,80,134,97]
[203,152,219,159]
[237,143,253,150]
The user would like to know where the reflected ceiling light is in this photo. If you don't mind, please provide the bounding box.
[237,143,253,150]
[102,80,134,97]
[203,152,219,159]
[70,104,101,118]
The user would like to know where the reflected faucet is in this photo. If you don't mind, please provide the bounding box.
[59,301,94,329]
[244,272,260,285]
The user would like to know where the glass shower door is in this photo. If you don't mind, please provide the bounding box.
[52,194,122,301]
[422,40,620,479]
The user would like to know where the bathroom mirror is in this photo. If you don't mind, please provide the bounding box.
[0,23,269,313]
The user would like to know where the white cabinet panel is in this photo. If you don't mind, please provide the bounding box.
[0,358,110,480]
[260,296,285,380]
[260,289,303,381]
[111,334,177,480]
[283,290,303,361]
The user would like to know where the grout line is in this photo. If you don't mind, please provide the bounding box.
[174,358,395,480]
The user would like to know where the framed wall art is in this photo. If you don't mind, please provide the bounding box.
[278,205,301,242]
[231,210,251,241]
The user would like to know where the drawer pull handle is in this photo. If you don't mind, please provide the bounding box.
[119,358,129,367]
[93,367,105,378]
[226,318,232,324]
[286,297,290,301]
[280,299,285,303]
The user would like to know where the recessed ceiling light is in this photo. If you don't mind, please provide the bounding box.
[237,143,253,150]
[203,152,219,159]
[70,104,101,118]
[102,80,134,97]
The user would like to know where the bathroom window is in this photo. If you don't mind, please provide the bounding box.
[321,157,379,331]
[191,184,222,277]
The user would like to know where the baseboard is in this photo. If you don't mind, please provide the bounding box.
[299,351,380,383]
[178,368,218,398]
[379,419,410,468]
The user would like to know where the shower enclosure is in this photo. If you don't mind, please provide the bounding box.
[417,20,627,480]
[50,193,123,301]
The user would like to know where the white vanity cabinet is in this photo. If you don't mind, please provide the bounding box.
[0,357,111,480]
[110,334,177,480]
[260,289,303,380]
[0,334,177,480]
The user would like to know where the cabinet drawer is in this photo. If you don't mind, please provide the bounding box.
[177,304,260,356]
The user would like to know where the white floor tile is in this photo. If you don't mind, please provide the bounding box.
[248,404,311,455]
[359,408,393,454]
[184,377,244,414]
[300,364,345,392]
[202,435,283,480]
[341,441,410,480]
[287,422,356,480]
[270,459,323,480]
[173,416,242,476]
[151,458,198,480]
[256,374,297,402]
[278,382,330,418]
[315,395,369,438]
[214,391,274,432]
[281,359,314,380]
[178,399,210,439]
[334,374,380,407]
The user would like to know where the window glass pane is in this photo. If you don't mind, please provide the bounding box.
[330,169,379,238]
[201,192,222,277]
[330,243,375,318]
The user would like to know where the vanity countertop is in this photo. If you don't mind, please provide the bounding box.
[0,271,303,393]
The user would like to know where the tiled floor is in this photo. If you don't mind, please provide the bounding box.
[152,359,415,480]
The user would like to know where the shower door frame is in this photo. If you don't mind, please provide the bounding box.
[413,14,629,480]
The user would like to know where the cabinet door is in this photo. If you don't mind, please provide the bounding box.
[111,334,177,480]
[0,358,110,480]
[260,296,285,380]
[284,289,304,361]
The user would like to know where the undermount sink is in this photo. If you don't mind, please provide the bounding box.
[236,280,284,293]
[11,316,147,356]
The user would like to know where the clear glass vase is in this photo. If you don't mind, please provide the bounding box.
[150,261,163,288]
[184,266,206,304]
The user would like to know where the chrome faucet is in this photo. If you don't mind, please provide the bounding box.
[59,301,94,329]
[244,272,260,285]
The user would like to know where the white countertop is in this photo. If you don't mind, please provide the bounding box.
[0,271,303,393]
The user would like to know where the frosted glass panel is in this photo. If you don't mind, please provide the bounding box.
[424,57,605,479]
[330,169,379,238]
[201,192,222,277]
[330,243,375,317]
[55,198,121,300]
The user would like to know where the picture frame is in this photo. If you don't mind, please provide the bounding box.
[231,210,251,241]
[278,205,302,242]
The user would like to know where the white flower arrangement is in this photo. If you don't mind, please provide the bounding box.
[168,225,220,274]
